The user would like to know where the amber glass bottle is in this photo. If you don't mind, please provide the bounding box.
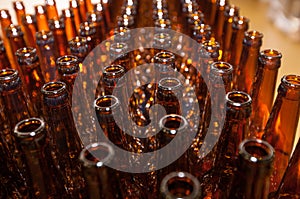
[61,8,77,41]
[36,30,59,82]
[69,36,89,63]
[79,142,121,199]
[87,11,106,42]
[69,0,82,31]
[94,2,111,35]
[160,171,201,199]
[14,117,65,198]
[0,40,11,69]
[153,51,176,81]
[13,1,26,27]
[34,5,49,31]
[45,0,59,20]
[21,14,38,47]
[15,47,45,116]
[214,0,229,47]
[192,23,212,44]
[41,81,86,197]
[0,9,13,66]
[228,138,275,199]
[79,21,97,52]
[249,49,282,138]
[235,30,264,93]
[48,19,69,56]
[263,75,300,193]
[271,138,300,199]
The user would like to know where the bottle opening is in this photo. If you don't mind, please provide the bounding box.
[41,81,67,95]
[282,75,300,89]
[103,64,125,77]
[260,49,282,60]
[159,114,188,134]
[226,91,252,106]
[158,77,182,91]
[110,42,128,54]
[245,30,263,40]
[160,172,200,198]
[211,61,233,75]
[15,47,36,58]
[35,5,46,14]
[94,95,120,112]
[0,9,10,19]
[239,139,274,163]
[14,118,45,138]
[80,142,114,167]
[36,30,54,44]
[154,51,175,64]
[0,69,18,81]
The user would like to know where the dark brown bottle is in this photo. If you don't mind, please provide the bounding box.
[36,30,59,82]
[61,8,78,41]
[0,40,11,69]
[69,0,82,31]
[13,0,26,27]
[14,117,65,198]
[228,138,275,199]
[87,11,106,42]
[79,142,121,199]
[271,137,300,199]
[94,2,112,35]
[214,0,229,47]
[41,81,86,197]
[69,36,89,63]
[249,49,282,138]
[34,5,50,31]
[21,14,38,47]
[262,75,300,193]
[235,30,264,93]
[15,47,45,116]
[0,9,14,67]
[48,19,69,56]
[160,171,201,199]
[78,0,88,21]
[192,23,212,44]
[79,21,97,52]
[153,51,176,81]
[45,0,59,20]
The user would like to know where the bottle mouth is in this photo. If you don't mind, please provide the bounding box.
[154,51,175,64]
[245,30,264,40]
[103,64,125,77]
[61,8,73,18]
[49,19,64,30]
[14,118,45,138]
[0,9,11,20]
[211,61,233,76]
[239,138,275,163]
[0,69,19,81]
[94,95,120,112]
[35,5,46,14]
[79,142,114,167]
[153,33,171,47]
[281,74,300,89]
[41,81,67,95]
[160,171,201,199]
[260,49,282,60]
[6,24,23,37]
[36,30,54,45]
[158,77,182,91]
[79,22,96,35]
[57,55,80,74]
[226,91,252,107]
[69,36,88,54]
[22,14,36,25]
[154,18,172,29]
[110,42,128,55]
[232,16,249,29]
[15,47,38,63]
[159,114,188,135]
[114,26,131,42]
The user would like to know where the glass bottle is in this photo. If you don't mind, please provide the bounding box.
[271,137,300,199]
[94,2,111,35]
[13,1,26,27]
[14,117,65,198]
[214,0,229,46]
[48,19,69,56]
[110,42,130,71]
[34,5,50,31]
[0,40,11,69]
[0,9,13,66]
[235,30,264,93]
[153,51,176,81]
[15,47,45,117]
[228,138,275,199]
[41,81,86,197]
[69,0,82,31]
[204,0,217,27]
[211,91,252,198]
[87,11,106,43]
[79,142,121,199]
[79,21,97,52]
[160,171,201,199]
[45,0,59,20]
[21,14,38,47]
[69,36,89,63]
[36,30,59,82]
[249,49,282,138]
[85,0,94,13]
[192,23,212,44]
[262,75,300,193]
[61,8,77,41]
[78,0,87,21]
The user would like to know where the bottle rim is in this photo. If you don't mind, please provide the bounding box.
[0,68,19,81]
[160,171,201,199]
[41,81,67,95]
[154,51,175,64]
[14,117,45,138]
[103,64,125,77]
[226,91,252,107]
[281,74,300,89]
[79,142,114,168]
[94,95,120,112]
[15,47,38,62]
[158,77,182,91]
[211,61,233,76]
[159,114,188,134]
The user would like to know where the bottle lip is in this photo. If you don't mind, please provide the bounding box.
[79,21,96,36]
[154,51,175,64]
[94,95,120,112]
[232,16,249,29]
[226,91,252,107]
[158,77,182,91]
[34,5,46,15]
[110,42,128,54]
[61,8,74,18]
[239,138,275,163]
[79,142,114,168]
[22,14,36,25]
[103,64,125,77]
[36,30,54,44]
[41,81,67,96]
[13,1,25,11]
[0,68,19,82]
[159,114,188,134]
[160,171,201,199]
[14,117,45,139]
[6,24,23,37]
[48,18,64,30]
[281,74,300,89]
[153,32,171,48]
[211,61,233,76]
[57,55,80,74]
[15,47,38,63]
[0,9,11,20]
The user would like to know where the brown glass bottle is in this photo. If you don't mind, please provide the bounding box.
[235,30,264,93]
[153,51,176,81]
[271,137,300,199]
[110,42,130,71]
[48,19,69,56]
[69,36,89,63]
[13,1,26,26]
[160,171,201,199]
[36,30,59,82]
[0,40,11,69]
[214,0,229,47]
[211,91,252,198]
[45,0,59,20]
[0,9,13,67]
[87,11,106,42]
[15,47,45,117]
[94,2,111,35]
[34,5,49,31]
[228,138,275,199]
[249,49,282,138]
[78,0,87,21]
[21,14,38,47]
[79,142,121,199]
[61,8,77,41]
[14,117,65,198]
[41,81,86,197]
[262,75,300,193]
[69,0,82,31]
[192,23,212,44]
[79,21,97,52]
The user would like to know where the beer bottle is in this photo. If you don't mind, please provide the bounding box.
[61,8,77,41]
[48,19,69,56]
[45,0,59,20]
[69,0,82,31]
[0,40,11,69]
[34,5,50,31]
[21,14,38,47]
[13,1,26,27]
